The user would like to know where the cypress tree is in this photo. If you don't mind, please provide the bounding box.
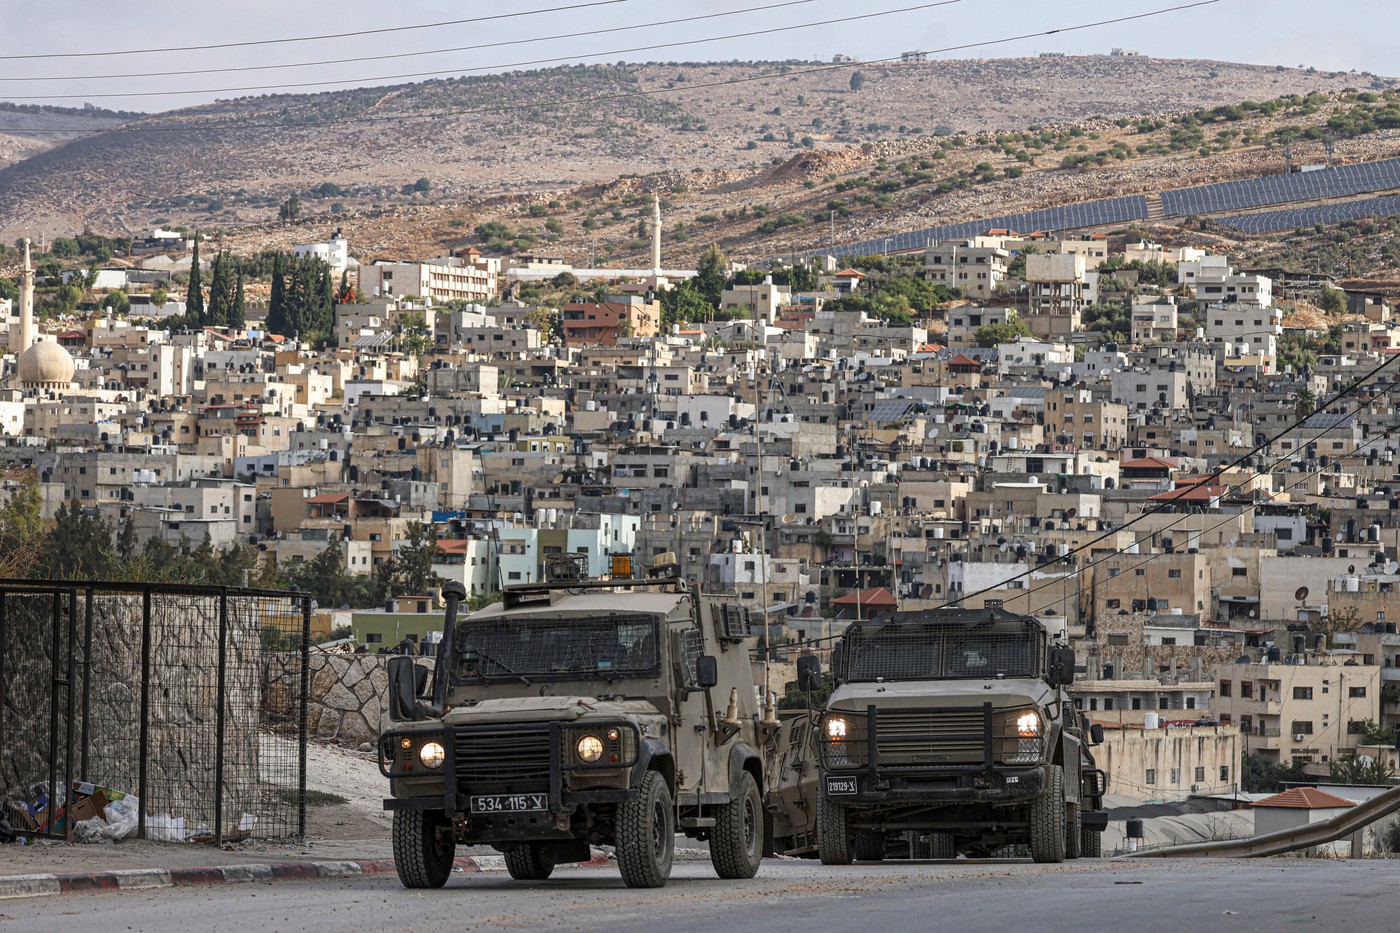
[187,233,204,325]
[205,251,227,327]
[231,271,246,329]
[266,252,287,335]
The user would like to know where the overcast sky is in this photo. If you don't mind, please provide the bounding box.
[3,0,1396,113]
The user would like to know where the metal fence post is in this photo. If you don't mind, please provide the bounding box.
[213,589,229,845]
[137,588,152,840]
[0,592,7,782]
[63,589,77,840]
[298,595,311,839]
[79,588,94,779]
[47,595,60,838]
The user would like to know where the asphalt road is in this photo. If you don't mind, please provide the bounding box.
[1,857,1394,933]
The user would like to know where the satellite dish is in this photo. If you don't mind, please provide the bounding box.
[1295,586,1309,602]
[1348,565,1356,575]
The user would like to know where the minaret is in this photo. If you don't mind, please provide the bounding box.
[14,237,33,354]
[650,194,662,275]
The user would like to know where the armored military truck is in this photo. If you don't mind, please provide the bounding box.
[380,576,768,889]
[766,607,1106,864]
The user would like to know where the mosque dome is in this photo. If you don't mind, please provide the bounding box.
[18,338,75,389]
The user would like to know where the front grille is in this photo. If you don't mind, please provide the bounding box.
[455,726,552,786]
[875,709,987,766]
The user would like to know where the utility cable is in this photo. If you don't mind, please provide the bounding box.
[0,0,821,83]
[0,0,639,61]
[2,1,1220,130]
[939,347,1400,611]
[0,1,963,100]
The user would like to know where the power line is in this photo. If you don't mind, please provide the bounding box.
[2,0,1220,131]
[0,0,963,101]
[0,0,822,83]
[1019,379,1400,618]
[940,346,1400,612]
[0,0,639,61]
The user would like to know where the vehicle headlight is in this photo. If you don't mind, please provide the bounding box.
[576,734,604,763]
[1003,710,1044,765]
[418,741,445,770]
[826,717,849,740]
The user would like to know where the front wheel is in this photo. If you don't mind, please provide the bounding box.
[616,771,675,888]
[1029,765,1067,864]
[816,790,853,865]
[711,771,763,879]
[504,843,556,881]
[392,809,455,889]
[1081,826,1104,858]
[1065,801,1082,860]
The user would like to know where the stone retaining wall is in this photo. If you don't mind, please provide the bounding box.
[265,654,432,748]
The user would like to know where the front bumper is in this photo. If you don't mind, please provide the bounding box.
[380,720,640,839]
[823,764,1046,805]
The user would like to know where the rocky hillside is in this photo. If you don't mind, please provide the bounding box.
[0,56,1384,242]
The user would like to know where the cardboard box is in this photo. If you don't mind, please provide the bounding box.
[70,789,110,824]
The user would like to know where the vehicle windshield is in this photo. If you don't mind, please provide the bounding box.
[840,620,1043,682]
[452,613,659,682]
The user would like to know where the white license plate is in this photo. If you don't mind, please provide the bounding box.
[470,793,547,813]
[826,777,858,795]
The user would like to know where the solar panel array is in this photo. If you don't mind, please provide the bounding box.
[801,195,1149,260]
[1216,194,1400,234]
[1161,157,1400,217]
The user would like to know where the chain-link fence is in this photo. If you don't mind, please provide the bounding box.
[0,582,309,845]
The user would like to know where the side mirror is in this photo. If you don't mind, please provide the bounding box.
[696,655,719,689]
[1048,646,1076,687]
[388,656,421,722]
[830,643,843,683]
[796,655,822,691]
[1090,723,1105,746]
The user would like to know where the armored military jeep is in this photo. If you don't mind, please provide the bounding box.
[766,607,1106,863]
[380,577,767,889]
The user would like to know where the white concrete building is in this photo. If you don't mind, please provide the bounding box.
[294,234,352,274]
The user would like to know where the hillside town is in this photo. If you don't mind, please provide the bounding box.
[3,202,1400,810]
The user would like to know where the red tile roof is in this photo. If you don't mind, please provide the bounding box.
[1121,456,1179,469]
[832,586,898,607]
[834,269,866,278]
[305,493,350,505]
[948,353,982,367]
[1252,788,1356,810]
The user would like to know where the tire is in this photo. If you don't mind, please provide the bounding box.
[504,843,556,881]
[392,809,455,889]
[816,789,853,865]
[1081,826,1103,858]
[616,770,675,888]
[928,833,957,860]
[853,831,886,862]
[1065,801,1082,860]
[711,771,764,879]
[1029,765,1067,864]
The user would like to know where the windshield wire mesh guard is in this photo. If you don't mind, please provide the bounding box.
[457,614,657,679]
[840,618,1044,682]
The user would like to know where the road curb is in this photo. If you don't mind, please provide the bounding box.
[0,849,610,901]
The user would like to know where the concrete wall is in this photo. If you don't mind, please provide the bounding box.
[1094,725,1242,802]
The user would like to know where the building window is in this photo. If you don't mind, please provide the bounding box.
[1241,682,1253,699]
[1292,686,1313,700]
[1159,696,1169,709]
[1168,569,1182,579]
[1291,721,1314,735]
[1131,698,1142,710]
[1220,765,1229,782]
[1232,567,1248,577]
[1170,768,1180,785]
[1194,766,1206,783]
[367,633,383,644]
[1145,769,1156,785]
[1350,686,1367,698]
[1219,680,1231,697]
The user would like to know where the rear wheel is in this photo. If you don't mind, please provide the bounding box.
[1029,765,1067,864]
[853,831,886,862]
[1065,802,1082,860]
[504,843,556,881]
[711,771,763,879]
[392,809,455,889]
[616,771,675,888]
[1081,826,1103,858]
[816,790,853,865]
[928,832,957,860]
